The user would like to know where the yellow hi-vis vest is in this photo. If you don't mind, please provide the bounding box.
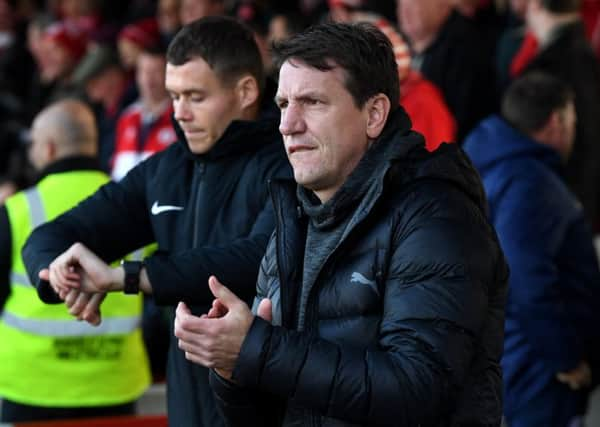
[0,169,151,407]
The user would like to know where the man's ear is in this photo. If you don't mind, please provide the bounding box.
[236,75,260,111]
[366,94,391,140]
[46,139,58,163]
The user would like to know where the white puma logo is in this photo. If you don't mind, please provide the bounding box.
[351,272,379,296]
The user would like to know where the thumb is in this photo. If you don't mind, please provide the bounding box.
[257,298,272,323]
[39,268,49,281]
[208,276,240,308]
[176,301,192,317]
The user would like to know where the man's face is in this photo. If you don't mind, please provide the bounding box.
[180,0,224,25]
[137,53,168,106]
[158,0,181,33]
[28,117,49,171]
[276,60,371,202]
[397,0,449,46]
[39,39,75,82]
[166,57,242,154]
[558,101,576,159]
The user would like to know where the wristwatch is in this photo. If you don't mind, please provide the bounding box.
[121,260,143,294]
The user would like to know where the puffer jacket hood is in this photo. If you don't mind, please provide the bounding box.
[298,107,487,230]
[464,115,562,175]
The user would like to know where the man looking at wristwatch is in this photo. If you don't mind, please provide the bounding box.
[21,16,290,427]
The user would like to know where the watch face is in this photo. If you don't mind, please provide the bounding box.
[123,261,141,294]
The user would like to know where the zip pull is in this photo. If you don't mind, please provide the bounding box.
[296,205,303,219]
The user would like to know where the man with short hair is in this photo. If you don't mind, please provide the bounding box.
[0,99,150,423]
[111,45,176,181]
[464,72,600,427]
[174,22,508,426]
[520,0,600,225]
[22,17,290,427]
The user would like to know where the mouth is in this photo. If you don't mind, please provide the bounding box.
[288,144,316,155]
[182,129,205,138]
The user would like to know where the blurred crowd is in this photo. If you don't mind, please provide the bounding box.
[0,0,598,198]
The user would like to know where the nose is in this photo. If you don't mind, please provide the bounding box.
[173,99,192,122]
[279,103,306,136]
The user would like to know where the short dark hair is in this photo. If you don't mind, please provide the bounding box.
[166,16,264,92]
[541,0,580,13]
[272,22,399,109]
[501,72,574,134]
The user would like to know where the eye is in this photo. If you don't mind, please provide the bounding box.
[277,99,288,110]
[169,93,179,101]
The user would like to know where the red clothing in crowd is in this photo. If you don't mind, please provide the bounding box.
[111,102,176,181]
[349,11,457,150]
[401,70,457,151]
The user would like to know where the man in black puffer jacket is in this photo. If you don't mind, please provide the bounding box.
[21,17,291,427]
[174,22,508,426]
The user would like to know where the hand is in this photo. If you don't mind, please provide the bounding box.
[174,276,270,380]
[64,288,106,326]
[557,361,592,390]
[40,243,121,295]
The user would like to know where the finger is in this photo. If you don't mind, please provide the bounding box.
[53,264,80,289]
[82,293,106,326]
[69,292,91,316]
[64,289,81,309]
[39,268,50,281]
[176,301,192,317]
[207,299,228,318]
[208,276,241,309]
[257,298,272,322]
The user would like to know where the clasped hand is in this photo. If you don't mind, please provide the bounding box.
[174,276,272,380]
[39,242,116,326]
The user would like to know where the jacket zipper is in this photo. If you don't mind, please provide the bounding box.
[192,162,206,248]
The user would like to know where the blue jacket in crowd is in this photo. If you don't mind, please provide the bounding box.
[464,115,600,426]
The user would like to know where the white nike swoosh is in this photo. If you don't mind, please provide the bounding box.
[151,201,184,215]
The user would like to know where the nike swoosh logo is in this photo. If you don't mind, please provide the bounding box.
[151,201,184,215]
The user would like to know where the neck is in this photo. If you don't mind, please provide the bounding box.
[142,97,170,116]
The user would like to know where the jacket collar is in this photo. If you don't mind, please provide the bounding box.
[35,156,103,183]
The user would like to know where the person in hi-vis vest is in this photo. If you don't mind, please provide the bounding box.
[0,100,150,423]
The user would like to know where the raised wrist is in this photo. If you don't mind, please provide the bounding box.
[110,266,126,292]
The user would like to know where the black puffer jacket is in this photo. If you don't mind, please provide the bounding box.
[211,109,508,426]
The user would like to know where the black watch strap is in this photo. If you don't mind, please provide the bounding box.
[121,260,143,294]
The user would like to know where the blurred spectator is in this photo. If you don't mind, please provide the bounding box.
[234,1,272,73]
[268,10,309,43]
[518,0,600,226]
[397,0,497,141]
[496,0,529,89]
[464,72,600,427]
[582,0,600,56]
[0,0,15,54]
[112,45,175,181]
[72,45,137,171]
[36,20,88,103]
[0,99,150,423]
[117,17,160,71]
[330,0,456,149]
[157,0,181,43]
[179,0,225,25]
